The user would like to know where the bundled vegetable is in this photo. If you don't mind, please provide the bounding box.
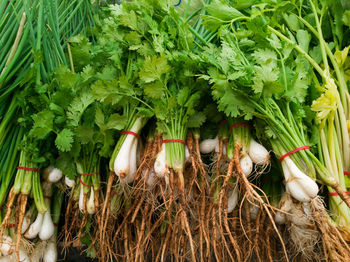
[1,0,350,261]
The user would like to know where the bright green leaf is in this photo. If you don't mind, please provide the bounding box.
[144,80,164,99]
[55,129,74,152]
[30,110,55,139]
[139,55,171,83]
[106,114,127,130]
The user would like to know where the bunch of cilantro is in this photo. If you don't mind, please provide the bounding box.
[197,0,350,228]
[80,0,209,191]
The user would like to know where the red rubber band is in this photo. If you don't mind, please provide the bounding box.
[279,146,310,162]
[162,139,186,145]
[112,191,121,196]
[0,206,3,209]
[229,122,250,134]
[81,172,99,176]
[344,171,350,176]
[16,166,40,172]
[218,120,227,129]
[44,196,52,200]
[80,178,93,187]
[328,191,350,196]
[53,223,59,227]
[121,131,140,140]
[6,224,15,228]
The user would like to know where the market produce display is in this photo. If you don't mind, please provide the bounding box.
[1,0,350,261]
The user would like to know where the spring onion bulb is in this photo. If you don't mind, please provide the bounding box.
[47,168,62,183]
[240,155,253,177]
[274,193,293,225]
[248,139,270,165]
[199,137,218,154]
[87,189,96,215]
[215,139,226,155]
[274,211,286,224]
[21,209,33,234]
[0,236,12,256]
[154,144,167,177]
[250,204,259,220]
[114,132,137,178]
[121,139,138,184]
[43,240,57,262]
[185,146,190,163]
[281,156,318,202]
[65,176,75,188]
[24,213,44,239]
[288,203,310,226]
[78,186,84,212]
[227,186,239,214]
[145,169,156,187]
[19,247,30,262]
[39,210,55,240]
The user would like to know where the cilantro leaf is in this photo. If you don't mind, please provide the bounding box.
[106,113,127,130]
[30,110,55,139]
[139,55,171,83]
[56,153,77,180]
[120,10,138,30]
[144,81,164,99]
[67,92,95,126]
[205,0,244,22]
[55,128,74,152]
[177,86,190,106]
[75,126,95,144]
[187,112,206,128]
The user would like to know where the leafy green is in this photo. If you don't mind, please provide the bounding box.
[55,129,74,152]
[29,110,55,139]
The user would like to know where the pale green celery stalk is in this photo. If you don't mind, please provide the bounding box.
[308,1,350,211]
[320,125,350,229]
[295,11,350,175]
[330,127,350,229]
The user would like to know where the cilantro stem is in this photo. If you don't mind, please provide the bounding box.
[267,26,324,76]
[131,95,153,112]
